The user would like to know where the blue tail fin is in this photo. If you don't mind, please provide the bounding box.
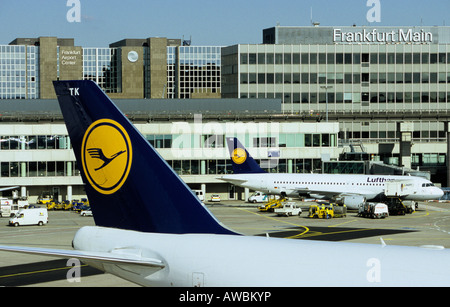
[53,80,237,235]
[226,137,266,174]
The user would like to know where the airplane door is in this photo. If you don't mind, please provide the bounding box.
[260,178,267,191]
[192,272,204,287]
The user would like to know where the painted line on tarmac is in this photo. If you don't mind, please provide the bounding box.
[236,208,309,237]
[0,264,86,279]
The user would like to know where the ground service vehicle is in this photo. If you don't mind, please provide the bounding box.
[2,80,450,287]
[258,198,286,212]
[37,192,53,205]
[358,203,389,219]
[80,209,93,217]
[62,200,73,210]
[9,208,48,227]
[274,202,302,216]
[308,204,334,219]
[46,201,59,210]
[385,197,416,215]
[248,192,267,203]
[333,205,347,218]
[192,190,205,201]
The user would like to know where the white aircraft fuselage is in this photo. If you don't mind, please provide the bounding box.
[220,173,443,205]
[74,226,450,287]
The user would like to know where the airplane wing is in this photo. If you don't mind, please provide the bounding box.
[0,186,19,192]
[218,176,248,185]
[293,187,371,198]
[0,245,166,270]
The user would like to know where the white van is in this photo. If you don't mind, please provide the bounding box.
[192,190,205,202]
[9,208,48,227]
[248,192,267,203]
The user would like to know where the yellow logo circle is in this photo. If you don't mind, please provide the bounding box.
[232,148,247,164]
[81,119,132,195]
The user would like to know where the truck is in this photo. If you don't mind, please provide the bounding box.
[274,202,302,216]
[0,198,28,217]
[385,180,416,198]
[9,208,48,227]
[358,202,389,219]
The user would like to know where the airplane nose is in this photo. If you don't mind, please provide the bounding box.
[436,188,444,198]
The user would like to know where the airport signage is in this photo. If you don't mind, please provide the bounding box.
[333,28,433,43]
[61,49,81,66]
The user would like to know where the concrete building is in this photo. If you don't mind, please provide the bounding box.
[222,25,450,185]
[0,99,338,202]
[3,36,220,100]
[1,25,449,201]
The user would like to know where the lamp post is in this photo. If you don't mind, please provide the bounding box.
[320,85,333,122]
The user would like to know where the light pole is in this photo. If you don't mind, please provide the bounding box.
[320,85,332,122]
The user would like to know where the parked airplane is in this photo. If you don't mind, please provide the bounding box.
[0,80,449,286]
[220,137,444,209]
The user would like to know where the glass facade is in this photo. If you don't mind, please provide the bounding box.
[83,48,120,93]
[0,161,79,178]
[166,46,177,98]
[223,44,450,113]
[0,42,221,99]
[0,125,337,179]
[178,46,221,98]
[0,45,39,99]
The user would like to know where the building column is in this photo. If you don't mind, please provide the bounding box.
[245,188,249,202]
[200,160,206,175]
[201,184,206,198]
[67,161,72,176]
[21,186,27,199]
[287,159,293,173]
[398,122,413,169]
[67,185,73,202]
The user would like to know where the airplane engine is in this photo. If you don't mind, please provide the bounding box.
[336,195,366,210]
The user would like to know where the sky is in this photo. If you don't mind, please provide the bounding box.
[0,0,449,47]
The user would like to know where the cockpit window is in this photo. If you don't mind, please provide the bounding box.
[422,183,435,187]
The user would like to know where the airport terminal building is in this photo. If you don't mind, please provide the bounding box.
[0,25,449,202]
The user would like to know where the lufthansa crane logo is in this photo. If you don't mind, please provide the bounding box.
[231,148,247,164]
[81,119,132,195]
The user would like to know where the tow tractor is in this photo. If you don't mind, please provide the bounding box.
[308,203,347,219]
[308,203,334,219]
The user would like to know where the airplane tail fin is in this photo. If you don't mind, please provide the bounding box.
[53,80,237,235]
[226,137,266,174]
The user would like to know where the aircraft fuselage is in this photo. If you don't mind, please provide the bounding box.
[220,173,443,203]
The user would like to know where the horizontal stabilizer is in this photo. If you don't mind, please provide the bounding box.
[0,245,165,269]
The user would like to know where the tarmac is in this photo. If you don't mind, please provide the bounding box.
[0,200,449,287]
